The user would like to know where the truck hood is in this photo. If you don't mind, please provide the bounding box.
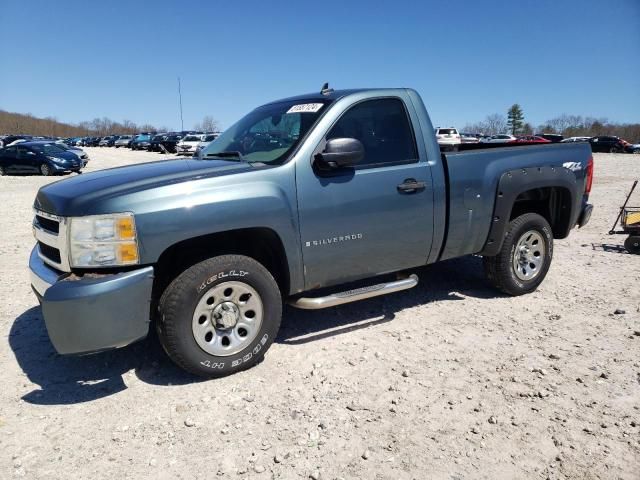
[34,157,254,216]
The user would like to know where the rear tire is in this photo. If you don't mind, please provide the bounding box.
[157,254,282,378]
[0,166,5,176]
[483,213,553,296]
[624,236,640,254]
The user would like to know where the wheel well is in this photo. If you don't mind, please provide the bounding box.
[153,228,290,303]
[509,187,572,238]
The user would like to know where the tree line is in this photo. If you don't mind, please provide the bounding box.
[2,106,638,142]
[464,104,640,140]
[0,109,219,138]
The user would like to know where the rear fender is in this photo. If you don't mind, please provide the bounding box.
[481,166,581,256]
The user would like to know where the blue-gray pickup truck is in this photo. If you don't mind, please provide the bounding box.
[29,87,594,377]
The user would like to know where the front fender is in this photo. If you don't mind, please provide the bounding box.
[118,165,304,293]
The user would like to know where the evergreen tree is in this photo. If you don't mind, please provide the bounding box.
[507,104,525,135]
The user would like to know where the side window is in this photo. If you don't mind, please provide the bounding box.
[327,98,417,168]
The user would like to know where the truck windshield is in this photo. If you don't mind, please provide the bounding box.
[201,99,332,164]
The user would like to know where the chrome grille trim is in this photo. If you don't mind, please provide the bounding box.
[33,209,71,272]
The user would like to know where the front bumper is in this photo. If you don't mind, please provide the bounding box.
[51,163,82,172]
[29,247,154,355]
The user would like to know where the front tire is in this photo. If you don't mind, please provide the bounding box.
[157,255,282,378]
[483,213,553,296]
[40,164,52,176]
[0,165,5,176]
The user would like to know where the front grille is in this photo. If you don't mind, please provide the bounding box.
[33,209,70,271]
[38,242,61,264]
[35,214,59,233]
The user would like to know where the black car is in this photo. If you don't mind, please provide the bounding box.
[0,135,32,148]
[106,135,121,147]
[0,141,84,176]
[148,133,168,152]
[589,136,628,153]
[158,134,184,153]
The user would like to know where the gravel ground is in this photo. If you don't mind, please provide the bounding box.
[0,148,639,479]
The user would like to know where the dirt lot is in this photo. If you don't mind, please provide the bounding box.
[0,148,638,479]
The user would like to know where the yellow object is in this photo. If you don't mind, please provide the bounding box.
[625,212,640,226]
[117,242,139,263]
[116,217,136,239]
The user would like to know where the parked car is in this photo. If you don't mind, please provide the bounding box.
[509,136,551,144]
[460,132,480,144]
[625,143,640,154]
[481,134,516,143]
[1,135,33,147]
[158,134,184,153]
[0,141,84,176]
[83,137,100,147]
[176,134,206,156]
[560,137,591,143]
[55,143,90,164]
[131,134,154,150]
[98,135,119,147]
[434,127,461,151]
[589,135,629,153]
[148,134,168,152]
[114,135,133,148]
[29,87,594,378]
[535,133,564,143]
[194,133,220,157]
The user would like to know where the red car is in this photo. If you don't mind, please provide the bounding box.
[509,135,552,144]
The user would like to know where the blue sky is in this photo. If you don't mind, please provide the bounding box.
[0,0,638,130]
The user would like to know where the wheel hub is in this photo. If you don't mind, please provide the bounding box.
[191,281,263,357]
[512,230,545,281]
[213,301,239,329]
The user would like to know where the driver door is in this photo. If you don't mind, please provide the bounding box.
[295,96,434,290]
[16,146,37,172]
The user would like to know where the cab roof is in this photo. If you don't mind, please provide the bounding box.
[263,88,400,106]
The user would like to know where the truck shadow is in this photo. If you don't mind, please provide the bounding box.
[10,256,502,405]
[9,307,199,405]
[277,255,502,344]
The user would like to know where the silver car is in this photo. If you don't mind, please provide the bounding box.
[114,135,133,148]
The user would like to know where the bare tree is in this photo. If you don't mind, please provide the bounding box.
[194,115,219,132]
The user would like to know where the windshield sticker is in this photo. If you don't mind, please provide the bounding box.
[286,103,324,114]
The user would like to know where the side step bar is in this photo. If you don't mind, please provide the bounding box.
[288,274,419,310]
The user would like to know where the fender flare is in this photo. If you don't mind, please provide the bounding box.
[480,165,580,256]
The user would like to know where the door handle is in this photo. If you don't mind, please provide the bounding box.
[397,178,426,193]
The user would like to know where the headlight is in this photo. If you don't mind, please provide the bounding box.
[69,213,139,267]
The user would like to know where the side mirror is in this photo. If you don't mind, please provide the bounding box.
[315,138,364,169]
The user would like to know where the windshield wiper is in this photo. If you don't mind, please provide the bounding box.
[204,151,245,161]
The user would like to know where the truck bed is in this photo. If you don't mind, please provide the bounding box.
[438,142,592,261]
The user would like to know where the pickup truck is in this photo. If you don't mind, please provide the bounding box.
[29,87,594,378]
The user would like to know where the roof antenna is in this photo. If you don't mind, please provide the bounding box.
[320,82,334,95]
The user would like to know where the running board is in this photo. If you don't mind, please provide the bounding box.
[288,274,418,310]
